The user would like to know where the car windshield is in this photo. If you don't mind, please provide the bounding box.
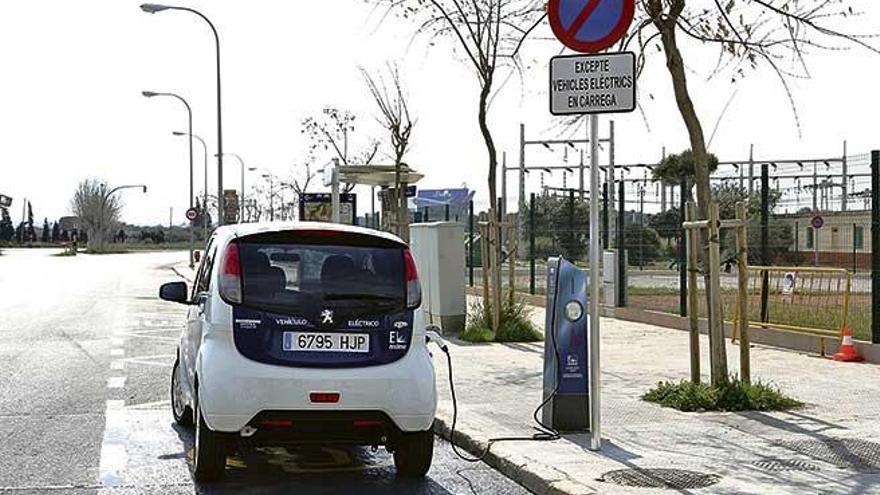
[237,239,406,315]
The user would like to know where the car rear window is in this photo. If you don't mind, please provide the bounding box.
[237,233,406,315]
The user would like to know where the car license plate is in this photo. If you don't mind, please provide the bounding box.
[282,332,370,353]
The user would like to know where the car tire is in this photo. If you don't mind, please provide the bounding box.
[191,389,227,482]
[393,430,434,478]
[170,358,193,427]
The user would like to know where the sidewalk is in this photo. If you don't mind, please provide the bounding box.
[433,297,880,494]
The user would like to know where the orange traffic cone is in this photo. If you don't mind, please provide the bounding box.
[833,327,864,362]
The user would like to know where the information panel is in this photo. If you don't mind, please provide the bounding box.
[298,193,357,225]
[550,52,636,115]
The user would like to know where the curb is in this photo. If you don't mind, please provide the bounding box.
[432,416,597,495]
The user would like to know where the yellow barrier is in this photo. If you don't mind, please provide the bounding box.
[731,266,851,355]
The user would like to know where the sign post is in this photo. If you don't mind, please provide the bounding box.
[547,0,635,452]
[812,215,824,266]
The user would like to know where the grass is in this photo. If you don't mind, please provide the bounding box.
[461,297,543,343]
[643,377,803,412]
[627,286,872,342]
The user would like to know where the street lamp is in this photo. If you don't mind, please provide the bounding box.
[142,90,195,267]
[174,131,208,238]
[100,185,148,252]
[141,3,225,225]
[216,152,246,222]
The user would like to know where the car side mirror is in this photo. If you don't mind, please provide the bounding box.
[193,250,202,263]
[159,281,190,305]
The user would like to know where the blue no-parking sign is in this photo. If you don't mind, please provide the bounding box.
[548,0,635,54]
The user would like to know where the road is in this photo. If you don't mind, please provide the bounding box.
[0,248,530,495]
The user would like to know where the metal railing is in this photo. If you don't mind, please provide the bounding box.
[732,266,851,354]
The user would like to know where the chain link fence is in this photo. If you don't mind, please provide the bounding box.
[452,150,876,343]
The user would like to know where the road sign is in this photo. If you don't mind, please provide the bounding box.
[550,52,636,115]
[548,0,635,53]
[185,208,199,222]
[811,215,824,229]
[378,185,417,200]
[0,194,11,208]
[223,190,240,224]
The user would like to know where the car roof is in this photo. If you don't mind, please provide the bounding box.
[212,221,407,246]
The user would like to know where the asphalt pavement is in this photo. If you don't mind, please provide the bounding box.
[0,248,530,495]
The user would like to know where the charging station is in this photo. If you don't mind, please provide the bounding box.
[542,256,590,432]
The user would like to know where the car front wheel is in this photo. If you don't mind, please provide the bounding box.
[170,358,193,427]
[393,430,434,478]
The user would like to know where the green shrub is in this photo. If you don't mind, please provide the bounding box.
[643,377,803,412]
[462,298,543,343]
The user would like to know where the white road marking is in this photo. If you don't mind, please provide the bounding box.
[98,400,128,488]
[110,360,124,371]
[107,377,126,389]
[110,348,124,357]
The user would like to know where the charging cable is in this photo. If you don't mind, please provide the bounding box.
[426,329,562,463]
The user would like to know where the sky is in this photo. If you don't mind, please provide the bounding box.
[1,0,879,226]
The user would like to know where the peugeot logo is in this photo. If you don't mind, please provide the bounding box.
[320,309,334,325]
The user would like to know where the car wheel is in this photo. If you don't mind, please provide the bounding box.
[393,430,434,478]
[191,389,227,482]
[170,358,193,427]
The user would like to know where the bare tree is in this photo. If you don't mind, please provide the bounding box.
[619,0,879,384]
[361,63,415,240]
[289,161,318,197]
[302,107,381,192]
[374,0,546,331]
[71,179,121,252]
[282,160,320,221]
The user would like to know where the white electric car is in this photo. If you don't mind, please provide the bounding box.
[159,223,437,481]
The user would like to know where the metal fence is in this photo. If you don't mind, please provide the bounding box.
[460,148,879,344]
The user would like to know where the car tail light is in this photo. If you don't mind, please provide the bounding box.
[310,392,340,403]
[219,242,242,304]
[353,420,382,428]
[403,249,422,309]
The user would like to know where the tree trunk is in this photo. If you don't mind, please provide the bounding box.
[478,74,502,332]
[656,15,728,384]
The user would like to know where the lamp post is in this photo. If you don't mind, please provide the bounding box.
[100,185,148,252]
[142,90,195,267]
[174,131,208,238]
[141,3,225,225]
[247,167,258,221]
[217,152,246,222]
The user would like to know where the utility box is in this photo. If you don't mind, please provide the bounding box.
[409,222,466,334]
[603,249,627,308]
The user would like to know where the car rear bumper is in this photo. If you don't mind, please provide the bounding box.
[237,410,403,447]
[197,335,437,434]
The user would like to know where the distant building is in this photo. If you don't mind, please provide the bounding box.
[776,210,871,268]
[412,188,475,222]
